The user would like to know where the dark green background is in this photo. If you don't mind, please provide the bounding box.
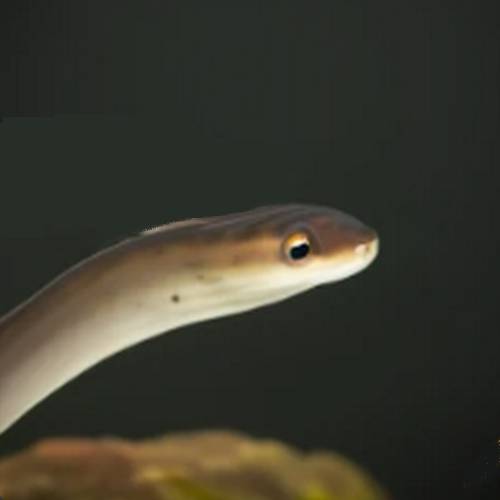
[1,2,499,499]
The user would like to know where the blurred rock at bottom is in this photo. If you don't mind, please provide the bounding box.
[0,430,388,500]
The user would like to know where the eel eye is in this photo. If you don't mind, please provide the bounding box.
[284,233,311,262]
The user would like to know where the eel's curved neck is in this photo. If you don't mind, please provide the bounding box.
[0,237,195,434]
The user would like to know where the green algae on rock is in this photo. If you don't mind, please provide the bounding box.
[0,431,389,500]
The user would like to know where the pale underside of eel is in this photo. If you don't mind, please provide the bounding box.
[0,204,379,435]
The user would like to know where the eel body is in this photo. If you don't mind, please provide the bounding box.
[0,204,378,434]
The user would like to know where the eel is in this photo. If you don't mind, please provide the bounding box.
[0,204,379,434]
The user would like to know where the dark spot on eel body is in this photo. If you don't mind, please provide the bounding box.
[171,294,180,303]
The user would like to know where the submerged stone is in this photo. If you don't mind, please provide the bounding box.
[0,430,388,500]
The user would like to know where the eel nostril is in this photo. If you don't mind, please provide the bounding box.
[355,238,379,258]
[355,243,370,256]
